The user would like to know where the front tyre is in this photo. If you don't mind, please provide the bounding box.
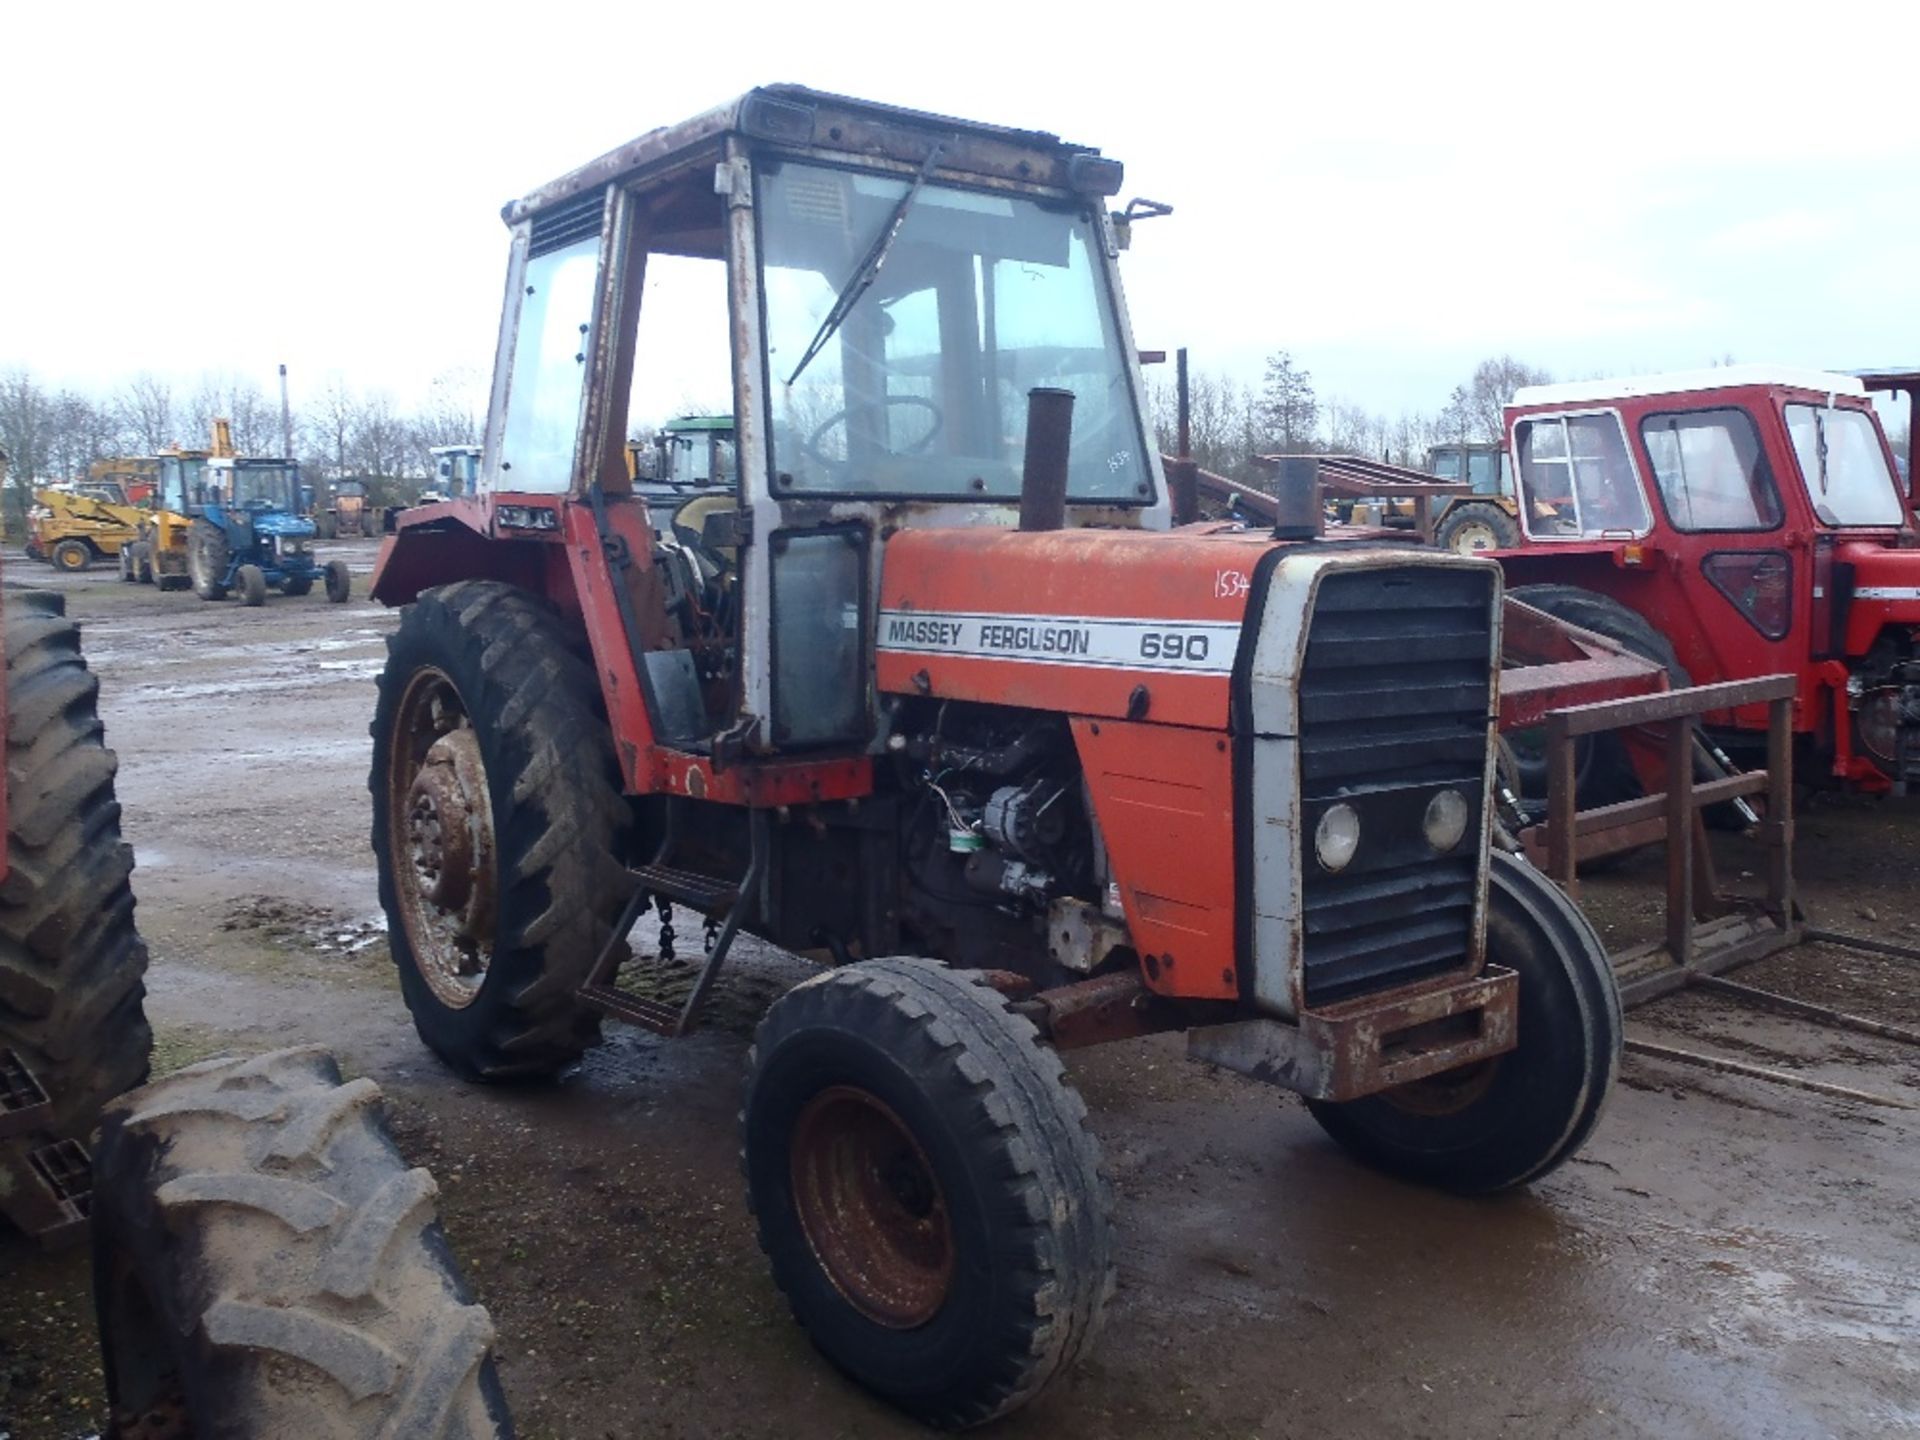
[51,539,92,573]
[237,564,267,607]
[1305,852,1622,1194]
[743,959,1114,1429]
[325,560,352,604]
[369,581,632,1080]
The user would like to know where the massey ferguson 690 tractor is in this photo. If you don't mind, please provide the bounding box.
[368,87,1621,1427]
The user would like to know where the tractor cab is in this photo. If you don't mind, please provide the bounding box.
[426,445,481,504]
[1494,366,1920,787]
[377,85,1161,757]
[155,452,212,515]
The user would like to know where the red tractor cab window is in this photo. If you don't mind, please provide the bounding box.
[1640,407,1783,532]
[1514,411,1650,539]
[1784,403,1906,528]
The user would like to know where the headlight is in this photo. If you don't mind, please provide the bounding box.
[1314,803,1361,873]
[1424,789,1470,854]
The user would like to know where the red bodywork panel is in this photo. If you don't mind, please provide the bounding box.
[1071,719,1238,1001]
[1496,383,1916,786]
[874,525,1270,727]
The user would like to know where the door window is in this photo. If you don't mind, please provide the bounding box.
[1641,408,1782,531]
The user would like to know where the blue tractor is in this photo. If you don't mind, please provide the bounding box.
[188,456,350,606]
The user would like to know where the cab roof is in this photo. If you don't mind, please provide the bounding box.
[1512,364,1867,409]
[502,83,1118,229]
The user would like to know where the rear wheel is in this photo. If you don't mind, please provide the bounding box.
[1305,851,1621,1193]
[189,520,231,601]
[325,560,352,604]
[51,539,92,573]
[743,959,1113,1428]
[91,1046,513,1439]
[0,591,150,1147]
[1435,501,1520,554]
[370,581,633,1080]
[237,564,268,607]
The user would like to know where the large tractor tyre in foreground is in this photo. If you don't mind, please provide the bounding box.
[370,580,633,1081]
[743,958,1114,1429]
[0,590,150,1140]
[189,520,232,601]
[51,539,94,573]
[1435,501,1521,555]
[91,1046,514,1439]
[1506,583,1687,807]
[237,564,268,608]
[325,560,352,604]
[1306,851,1622,1194]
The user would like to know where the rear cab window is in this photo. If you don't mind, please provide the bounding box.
[1640,407,1782,532]
[1784,404,1906,527]
[1514,412,1651,539]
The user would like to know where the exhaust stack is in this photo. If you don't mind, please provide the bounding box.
[1018,387,1074,532]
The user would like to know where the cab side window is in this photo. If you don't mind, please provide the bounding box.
[1515,413,1650,538]
[1641,408,1781,532]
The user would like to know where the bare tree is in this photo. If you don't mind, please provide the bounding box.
[0,370,54,531]
[116,373,177,452]
[1463,356,1550,443]
[1259,351,1318,454]
[186,373,281,456]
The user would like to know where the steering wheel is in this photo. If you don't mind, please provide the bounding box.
[802,395,945,476]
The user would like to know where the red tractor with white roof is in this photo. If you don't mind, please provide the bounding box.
[1488,365,1920,795]
[365,86,1626,1426]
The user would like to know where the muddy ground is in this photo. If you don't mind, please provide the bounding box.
[3,542,1918,1439]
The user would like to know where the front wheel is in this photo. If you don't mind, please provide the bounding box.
[237,564,267,607]
[1435,501,1520,554]
[119,547,137,583]
[743,959,1114,1429]
[1305,851,1622,1194]
[325,560,352,604]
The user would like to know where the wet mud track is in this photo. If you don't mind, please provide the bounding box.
[3,545,1918,1438]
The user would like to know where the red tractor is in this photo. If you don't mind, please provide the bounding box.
[1486,366,1920,795]
[368,86,1622,1426]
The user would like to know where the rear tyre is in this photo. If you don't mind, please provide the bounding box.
[0,591,150,1142]
[1305,852,1621,1194]
[51,539,92,573]
[370,581,633,1080]
[189,520,231,601]
[1435,501,1521,554]
[325,560,352,604]
[91,1046,514,1439]
[743,958,1114,1429]
[237,564,268,607]
[137,545,156,585]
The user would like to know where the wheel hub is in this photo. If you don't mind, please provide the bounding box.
[405,729,495,942]
[791,1086,954,1329]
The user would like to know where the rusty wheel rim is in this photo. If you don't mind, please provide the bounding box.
[387,666,498,1010]
[1378,1058,1500,1117]
[790,1085,954,1328]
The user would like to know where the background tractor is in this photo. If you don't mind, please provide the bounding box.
[1484,366,1920,796]
[190,453,350,605]
[367,86,1622,1428]
[25,485,144,573]
[120,447,212,590]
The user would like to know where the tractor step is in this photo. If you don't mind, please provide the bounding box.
[626,862,739,913]
[576,983,685,1036]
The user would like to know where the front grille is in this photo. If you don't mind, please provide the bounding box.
[1297,565,1494,1005]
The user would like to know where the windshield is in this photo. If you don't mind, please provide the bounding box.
[757,161,1151,502]
[231,463,299,512]
[1784,404,1905,527]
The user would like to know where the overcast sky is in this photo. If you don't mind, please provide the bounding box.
[9,0,1919,428]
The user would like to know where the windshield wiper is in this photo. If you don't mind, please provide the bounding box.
[785,141,947,387]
